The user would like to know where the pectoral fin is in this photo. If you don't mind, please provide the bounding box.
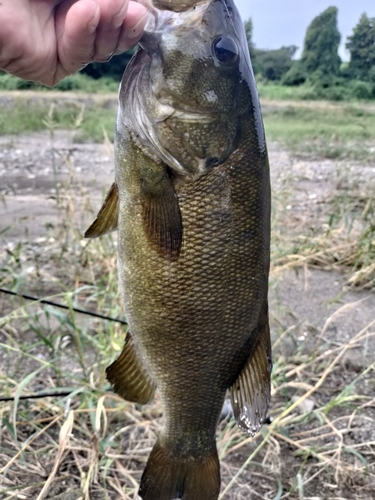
[85,183,119,238]
[106,332,156,404]
[230,314,272,436]
[141,169,182,259]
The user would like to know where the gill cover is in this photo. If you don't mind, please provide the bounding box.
[117,0,265,181]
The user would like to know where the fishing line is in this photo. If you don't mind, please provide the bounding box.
[0,287,128,325]
[0,390,74,402]
[0,288,125,401]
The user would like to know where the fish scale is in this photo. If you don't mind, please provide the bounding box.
[116,131,269,468]
[86,0,272,498]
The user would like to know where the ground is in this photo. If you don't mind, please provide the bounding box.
[0,95,374,500]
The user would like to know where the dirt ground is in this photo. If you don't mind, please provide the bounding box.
[1,129,374,336]
[1,119,375,499]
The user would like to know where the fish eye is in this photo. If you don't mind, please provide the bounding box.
[212,35,239,65]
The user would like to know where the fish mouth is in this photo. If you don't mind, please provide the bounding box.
[158,98,222,121]
[171,108,216,123]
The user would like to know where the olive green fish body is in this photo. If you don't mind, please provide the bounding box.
[87,1,272,498]
[116,124,270,410]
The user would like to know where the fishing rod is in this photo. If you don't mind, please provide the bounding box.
[0,287,128,325]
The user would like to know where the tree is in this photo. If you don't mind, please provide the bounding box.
[255,46,297,81]
[283,6,341,87]
[301,6,341,82]
[346,13,375,81]
[244,18,260,73]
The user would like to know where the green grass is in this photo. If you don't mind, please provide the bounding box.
[262,104,375,161]
[257,82,319,101]
[0,101,117,141]
[1,96,375,161]
[257,81,375,102]
[0,72,119,93]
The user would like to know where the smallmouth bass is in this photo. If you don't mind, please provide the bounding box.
[86,0,272,498]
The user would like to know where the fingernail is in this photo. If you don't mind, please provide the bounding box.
[127,11,149,39]
[88,4,100,34]
[113,1,129,29]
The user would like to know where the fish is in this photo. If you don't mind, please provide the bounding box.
[85,0,272,498]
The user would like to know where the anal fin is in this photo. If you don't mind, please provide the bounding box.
[230,314,272,436]
[85,183,119,238]
[106,332,156,404]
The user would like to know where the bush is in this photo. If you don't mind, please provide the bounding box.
[318,86,350,101]
[0,72,40,90]
[54,74,118,92]
[368,66,375,84]
[282,62,308,86]
[254,46,297,82]
[81,50,135,81]
[0,72,119,93]
[308,69,339,88]
[349,80,373,100]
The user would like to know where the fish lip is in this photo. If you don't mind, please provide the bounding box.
[173,103,218,115]
[160,100,221,119]
[170,109,218,124]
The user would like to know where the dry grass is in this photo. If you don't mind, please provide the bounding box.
[271,152,375,290]
[1,100,375,499]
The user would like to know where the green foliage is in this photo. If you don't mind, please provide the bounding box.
[0,101,116,141]
[255,46,297,81]
[262,104,375,162]
[81,50,135,81]
[244,18,259,73]
[346,13,375,81]
[244,17,297,82]
[301,6,341,78]
[258,80,375,102]
[368,66,375,84]
[54,74,117,92]
[0,72,118,93]
[348,80,373,100]
[282,61,308,86]
[0,71,40,90]
[284,6,341,88]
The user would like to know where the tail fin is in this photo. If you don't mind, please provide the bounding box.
[139,439,220,500]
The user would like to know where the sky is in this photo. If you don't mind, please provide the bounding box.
[234,0,375,60]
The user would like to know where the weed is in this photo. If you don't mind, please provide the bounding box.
[0,94,374,499]
[262,104,375,162]
[0,99,116,141]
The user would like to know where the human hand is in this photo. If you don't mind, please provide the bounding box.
[0,0,148,86]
